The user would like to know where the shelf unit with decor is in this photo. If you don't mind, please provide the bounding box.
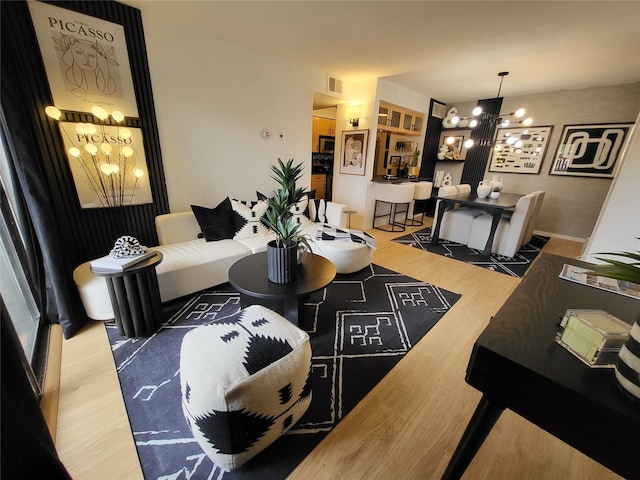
[437,128,471,162]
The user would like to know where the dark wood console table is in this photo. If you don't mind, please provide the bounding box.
[442,253,640,480]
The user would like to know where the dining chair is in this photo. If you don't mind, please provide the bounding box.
[522,191,545,245]
[432,185,484,245]
[467,193,537,257]
[456,184,471,194]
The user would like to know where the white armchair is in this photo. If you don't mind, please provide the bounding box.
[467,193,537,258]
[432,185,484,245]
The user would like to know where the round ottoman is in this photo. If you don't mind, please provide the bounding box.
[311,239,373,274]
[180,305,312,471]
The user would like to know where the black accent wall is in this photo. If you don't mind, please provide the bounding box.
[460,97,502,188]
[419,98,445,182]
[1,0,169,269]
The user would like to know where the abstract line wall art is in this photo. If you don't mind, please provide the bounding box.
[549,123,633,178]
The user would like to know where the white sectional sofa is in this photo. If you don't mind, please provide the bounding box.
[74,200,374,321]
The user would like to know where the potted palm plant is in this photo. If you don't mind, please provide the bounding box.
[588,249,640,404]
[408,146,420,178]
[263,158,313,283]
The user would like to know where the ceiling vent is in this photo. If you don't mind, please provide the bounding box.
[327,75,343,96]
[431,101,447,119]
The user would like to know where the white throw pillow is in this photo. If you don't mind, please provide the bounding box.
[308,199,327,223]
[290,196,311,227]
[231,199,270,239]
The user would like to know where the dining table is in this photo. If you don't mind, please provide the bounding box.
[431,191,524,258]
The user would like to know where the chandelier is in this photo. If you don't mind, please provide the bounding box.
[450,72,533,130]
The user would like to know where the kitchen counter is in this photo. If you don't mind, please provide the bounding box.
[371,175,424,184]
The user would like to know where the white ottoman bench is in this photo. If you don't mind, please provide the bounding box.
[311,226,375,274]
[179,305,312,471]
[73,262,113,321]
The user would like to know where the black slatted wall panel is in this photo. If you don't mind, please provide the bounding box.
[460,97,502,188]
[3,0,169,268]
[420,98,446,182]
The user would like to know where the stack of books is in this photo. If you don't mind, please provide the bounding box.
[90,251,156,272]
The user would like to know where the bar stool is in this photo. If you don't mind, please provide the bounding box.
[406,181,433,226]
[373,183,415,232]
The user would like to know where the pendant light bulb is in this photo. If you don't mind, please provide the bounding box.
[85,144,98,155]
[472,106,483,116]
[111,111,125,123]
[522,117,533,126]
[122,146,134,157]
[45,106,61,120]
[91,106,109,121]
[514,108,526,118]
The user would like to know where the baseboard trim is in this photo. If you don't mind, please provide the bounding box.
[535,230,586,243]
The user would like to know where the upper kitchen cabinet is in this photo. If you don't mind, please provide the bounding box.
[377,101,403,132]
[401,108,424,135]
[377,101,425,136]
[312,116,336,151]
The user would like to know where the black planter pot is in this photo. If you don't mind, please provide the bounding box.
[267,240,298,283]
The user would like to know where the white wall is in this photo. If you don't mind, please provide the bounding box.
[136,6,637,240]
[345,78,429,230]
[583,114,640,262]
[443,83,640,239]
[330,77,378,230]
[138,9,315,211]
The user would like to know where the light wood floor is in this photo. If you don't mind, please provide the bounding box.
[52,220,624,480]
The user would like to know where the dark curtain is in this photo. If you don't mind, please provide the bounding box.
[1,1,87,338]
[1,306,72,479]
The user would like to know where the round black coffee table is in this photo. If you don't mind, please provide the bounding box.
[229,252,336,329]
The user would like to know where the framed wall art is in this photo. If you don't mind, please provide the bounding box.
[549,123,633,178]
[341,129,369,175]
[28,1,139,116]
[489,126,553,174]
[58,122,153,208]
[438,130,469,161]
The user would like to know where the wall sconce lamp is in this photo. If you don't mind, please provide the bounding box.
[346,104,364,128]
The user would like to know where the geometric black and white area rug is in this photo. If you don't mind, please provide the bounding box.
[393,227,549,278]
[106,263,460,480]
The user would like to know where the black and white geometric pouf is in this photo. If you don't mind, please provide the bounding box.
[180,305,312,471]
[615,317,640,404]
